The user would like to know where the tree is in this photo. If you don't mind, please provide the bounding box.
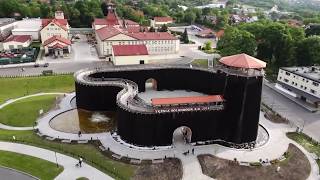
[159,24,168,32]
[204,41,212,50]
[217,27,257,56]
[296,36,320,66]
[181,28,189,43]
[184,10,196,24]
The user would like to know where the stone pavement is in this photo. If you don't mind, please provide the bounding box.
[0,142,113,180]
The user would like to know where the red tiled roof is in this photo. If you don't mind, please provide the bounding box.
[50,43,67,49]
[3,35,31,43]
[219,53,266,69]
[151,95,224,106]
[106,12,119,26]
[124,19,139,26]
[215,29,224,38]
[96,26,121,40]
[42,19,68,30]
[127,32,177,40]
[43,35,71,46]
[198,28,213,35]
[94,18,107,25]
[154,17,173,22]
[112,44,148,56]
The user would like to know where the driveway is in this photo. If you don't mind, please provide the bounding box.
[43,34,99,62]
[262,82,320,141]
[0,167,36,180]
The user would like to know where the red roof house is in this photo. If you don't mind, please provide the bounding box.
[3,35,32,43]
[219,53,266,69]
[112,44,148,56]
[153,17,173,23]
[43,35,71,46]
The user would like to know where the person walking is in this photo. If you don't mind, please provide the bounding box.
[79,157,83,167]
[78,131,82,137]
[192,148,194,155]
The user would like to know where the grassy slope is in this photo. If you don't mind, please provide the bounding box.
[191,59,209,68]
[0,95,57,127]
[0,130,136,179]
[0,75,74,104]
[0,150,63,180]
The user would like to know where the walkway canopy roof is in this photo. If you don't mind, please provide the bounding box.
[151,95,224,106]
[219,53,266,69]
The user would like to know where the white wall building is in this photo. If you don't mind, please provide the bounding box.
[12,18,42,41]
[277,67,320,108]
[96,27,179,58]
[0,18,16,41]
[196,0,228,9]
[150,17,174,27]
[111,44,150,65]
[2,35,32,50]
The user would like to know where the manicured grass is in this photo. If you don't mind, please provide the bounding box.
[0,130,136,179]
[191,59,209,68]
[0,150,63,180]
[0,75,74,104]
[287,132,320,172]
[0,95,57,127]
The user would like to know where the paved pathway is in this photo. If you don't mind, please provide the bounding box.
[0,142,113,180]
[0,93,65,131]
[0,166,36,180]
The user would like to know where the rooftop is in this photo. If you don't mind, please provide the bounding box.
[153,17,173,22]
[151,95,224,106]
[43,35,71,46]
[3,35,32,43]
[112,44,148,56]
[0,18,16,27]
[281,66,320,83]
[219,53,266,69]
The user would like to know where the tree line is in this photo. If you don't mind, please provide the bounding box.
[217,20,320,79]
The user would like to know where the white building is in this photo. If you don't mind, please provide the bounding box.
[277,67,320,108]
[150,17,174,27]
[96,27,179,59]
[12,18,42,41]
[40,11,71,57]
[94,2,179,59]
[196,0,228,9]
[111,44,150,65]
[0,18,16,41]
[2,35,32,50]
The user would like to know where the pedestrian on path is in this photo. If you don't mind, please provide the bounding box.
[192,148,194,155]
[79,157,83,167]
[78,131,82,137]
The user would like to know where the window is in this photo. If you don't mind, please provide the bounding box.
[284,79,289,83]
[292,82,294,85]
[304,87,307,90]
[285,72,290,76]
[312,82,319,87]
[300,85,303,88]
[310,89,316,94]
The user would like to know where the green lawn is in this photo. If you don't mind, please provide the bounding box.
[0,130,136,179]
[0,150,63,180]
[191,59,209,68]
[0,75,74,104]
[287,132,320,171]
[0,95,57,127]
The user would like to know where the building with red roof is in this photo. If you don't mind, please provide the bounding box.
[151,17,174,27]
[219,53,266,69]
[40,11,71,58]
[94,2,180,60]
[2,35,32,50]
[111,44,150,65]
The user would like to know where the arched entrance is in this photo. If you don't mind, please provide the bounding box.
[172,126,192,147]
[145,78,157,91]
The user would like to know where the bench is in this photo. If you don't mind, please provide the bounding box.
[99,145,107,151]
[112,154,122,160]
[45,137,56,141]
[61,139,72,143]
[130,158,141,164]
[77,140,88,144]
[152,159,164,164]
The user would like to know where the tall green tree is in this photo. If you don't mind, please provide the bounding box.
[296,36,320,66]
[181,28,189,43]
[217,27,257,56]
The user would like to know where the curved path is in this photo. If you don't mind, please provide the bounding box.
[0,142,113,180]
[0,93,65,131]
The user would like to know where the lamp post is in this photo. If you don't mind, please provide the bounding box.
[54,152,58,168]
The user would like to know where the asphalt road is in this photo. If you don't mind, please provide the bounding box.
[0,167,36,180]
[262,83,320,141]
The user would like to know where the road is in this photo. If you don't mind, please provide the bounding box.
[262,83,320,141]
[0,167,35,180]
